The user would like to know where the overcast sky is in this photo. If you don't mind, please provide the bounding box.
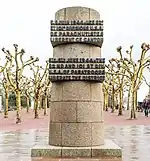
[0,0,150,101]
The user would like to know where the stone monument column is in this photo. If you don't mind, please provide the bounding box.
[31,6,122,160]
[49,7,104,147]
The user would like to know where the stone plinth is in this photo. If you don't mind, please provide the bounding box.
[31,139,122,160]
[31,6,122,160]
[32,159,121,161]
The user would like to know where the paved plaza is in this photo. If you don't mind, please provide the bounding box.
[1,109,150,132]
[0,125,150,161]
[0,109,150,160]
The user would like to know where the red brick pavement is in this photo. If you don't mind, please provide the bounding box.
[0,108,150,132]
[0,109,49,132]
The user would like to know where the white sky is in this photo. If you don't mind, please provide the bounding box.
[0,0,150,101]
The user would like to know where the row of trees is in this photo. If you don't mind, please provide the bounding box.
[0,43,149,123]
[0,44,51,123]
[103,43,150,119]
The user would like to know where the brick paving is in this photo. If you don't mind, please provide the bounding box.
[0,109,49,132]
[0,108,150,132]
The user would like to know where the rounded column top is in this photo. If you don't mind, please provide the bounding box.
[55,6,100,20]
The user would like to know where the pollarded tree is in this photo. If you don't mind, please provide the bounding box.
[102,72,110,111]
[1,44,39,123]
[106,61,122,113]
[0,55,9,73]
[41,73,51,115]
[20,76,33,113]
[116,44,150,119]
[2,71,12,118]
[0,49,12,117]
[1,52,15,118]
[30,61,48,118]
[24,81,33,113]
[123,80,131,110]
[109,58,127,116]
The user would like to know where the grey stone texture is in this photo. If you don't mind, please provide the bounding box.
[77,102,103,122]
[51,7,103,47]
[31,145,61,157]
[32,158,121,161]
[62,146,91,158]
[49,123,62,146]
[50,102,77,122]
[53,44,101,58]
[31,139,122,159]
[62,82,91,101]
[49,122,105,147]
[61,123,91,147]
[49,6,104,147]
[31,6,122,161]
[55,7,100,21]
[91,123,104,146]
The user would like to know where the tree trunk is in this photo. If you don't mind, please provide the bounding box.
[103,92,106,111]
[26,97,30,113]
[115,94,119,110]
[44,95,47,116]
[111,87,115,113]
[135,90,138,110]
[4,88,8,118]
[34,96,39,119]
[34,98,36,110]
[16,90,21,124]
[127,86,131,110]
[130,90,136,119]
[118,89,123,116]
[105,92,108,111]
[39,96,42,110]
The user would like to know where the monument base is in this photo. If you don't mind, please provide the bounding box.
[31,139,122,160]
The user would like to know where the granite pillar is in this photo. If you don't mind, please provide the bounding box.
[31,6,122,160]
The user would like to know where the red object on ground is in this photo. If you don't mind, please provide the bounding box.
[0,108,150,132]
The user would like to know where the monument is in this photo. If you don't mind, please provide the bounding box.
[31,6,122,160]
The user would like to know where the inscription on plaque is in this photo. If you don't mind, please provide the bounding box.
[49,58,105,82]
[50,20,104,47]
